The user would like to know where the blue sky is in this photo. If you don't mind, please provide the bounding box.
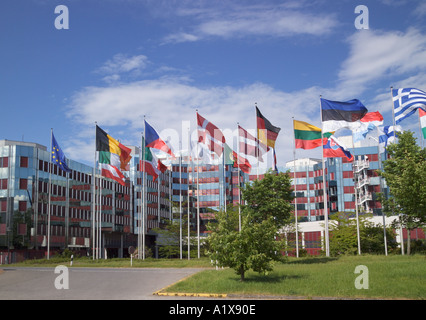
[1,0,426,168]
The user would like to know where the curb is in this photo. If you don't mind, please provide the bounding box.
[154,291,228,298]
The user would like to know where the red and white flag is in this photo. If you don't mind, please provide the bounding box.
[197,112,225,157]
[238,125,267,162]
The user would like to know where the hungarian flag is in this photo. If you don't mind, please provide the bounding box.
[238,125,267,161]
[145,120,175,158]
[420,108,426,139]
[323,135,354,162]
[256,106,281,149]
[96,125,132,186]
[293,120,331,150]
[321,98,368,133]
[197,112,226,157]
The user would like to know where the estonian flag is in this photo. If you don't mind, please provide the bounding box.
[321,98,368,133]
[51,133,71,173]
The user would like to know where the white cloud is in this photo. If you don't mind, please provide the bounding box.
[162,2,338,43]
[95,54,150,83]
[338,28,426,95]
[66,77,325,166]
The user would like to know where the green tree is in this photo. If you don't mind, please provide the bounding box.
[207,170,293,281]
[378,131,426,254]
[328,212,397,256]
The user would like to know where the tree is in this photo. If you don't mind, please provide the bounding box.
[207,170,294,281]
[378,131,426,254]
[328,212,397,256]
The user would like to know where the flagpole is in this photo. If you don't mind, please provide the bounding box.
[255,102,259,180]
[92,122,97,260]
[47,128,53,260]
[143,116,146,260]
[390,86,404,255]
[196,110,200,259]
[292,118,299,258]
[237,122,242,231]
[319,96,330,257]
[179,140,183,260]
[187,127,191,260]
[418,109,424,149]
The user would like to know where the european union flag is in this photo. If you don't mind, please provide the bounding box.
[51,133,71,173]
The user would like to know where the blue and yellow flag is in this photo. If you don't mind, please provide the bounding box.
[51,133,71,173]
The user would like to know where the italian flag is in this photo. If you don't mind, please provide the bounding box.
[293,120,332,150]
[420,108,426,139]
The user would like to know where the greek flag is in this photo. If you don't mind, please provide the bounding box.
[378,125,402,153]
[393,88,426,124]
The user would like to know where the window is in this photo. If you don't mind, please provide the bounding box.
[0,157,8,168]
[19,179,28,190]
[20,156,28,168]
[19,201,27,212]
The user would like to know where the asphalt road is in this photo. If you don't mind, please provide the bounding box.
[0,267,203,300]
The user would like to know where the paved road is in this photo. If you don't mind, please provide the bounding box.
[0,267,203,300]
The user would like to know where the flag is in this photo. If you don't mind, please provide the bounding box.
[224,143,251,174]
[96,125,131,186]
[51,133,71,173]
[378,125,403,153]
[293,120,332,150]
[96,125,132,170]
[321,98,368,132]
[256,106,281,149]
[420,108,426,139]
[197,112,226,157]
[238,125,267,161]
[323,135,354,161]
[272,148,278,173]
[352,111,384,143]
[190,139,213,164]
[393,88,426,124]
[140,137,162,181]
[144,120,175,158]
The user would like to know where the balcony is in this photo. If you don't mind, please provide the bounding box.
[355,176,371,189]
[353,160,370,173]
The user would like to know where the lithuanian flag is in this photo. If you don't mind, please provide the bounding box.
[293,120,332,150]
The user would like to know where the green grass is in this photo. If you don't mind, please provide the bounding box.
[163,255,426,299]
[8,257,212,268]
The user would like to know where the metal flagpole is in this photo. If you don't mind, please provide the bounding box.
[292,118,299,258]
[196,110,200,259]
[390,87,404,255]
[187,127,191,260]
[47,128,53,260]
[418,109,424,149]
[179,140,183,260]
[237,122,241,231]
[92,122,97,260]
[319,96,330,257]
[142,117,146,260]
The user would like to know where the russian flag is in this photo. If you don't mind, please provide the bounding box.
[323,135,354,162]
[144,120,175,158]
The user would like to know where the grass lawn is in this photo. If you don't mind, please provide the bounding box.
[162,255,426,299]
[8,256,213,268]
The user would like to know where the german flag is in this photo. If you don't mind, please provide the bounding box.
[256,106,281,149]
